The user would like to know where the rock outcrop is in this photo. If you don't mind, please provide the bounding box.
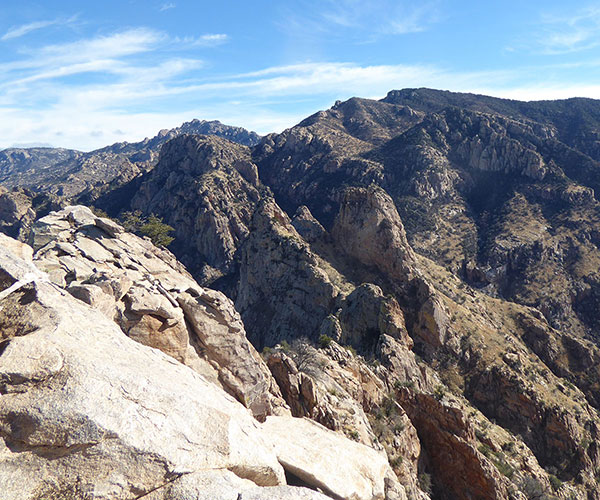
[0,121,260,215]
[0,186,34,240]
[332,186,416,286]
[4,88,600,499]
[236,198,346,348]
[131,134,261,283]
[0,241,287,499]
[0,224,413,500]
[262,416,401,500]
[30,206,287,420]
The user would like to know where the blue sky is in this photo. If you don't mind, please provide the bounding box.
[2,1,600,150]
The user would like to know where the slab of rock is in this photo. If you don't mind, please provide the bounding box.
[262,416,398,500]
[143,469,330,500]
[0,232,33,262]
[178,288,288,419]
[30,206,288,419]
[332,186,416,286]
[0,243,286,499]
[339,283,412,350]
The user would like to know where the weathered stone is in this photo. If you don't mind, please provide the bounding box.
[262,416,397,500]
[0,246,286,500]
[332,186,416,286]
[237,198,343,348]
[0,232,33,261]
[0,186,35,240]
[131,135,261,282]
[292,205,328,243]
[339,283,411,350]
[178,288,289,420]
[30,206,288,419]
[143,469,330,500]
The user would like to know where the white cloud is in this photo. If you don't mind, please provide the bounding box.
[159,3,176,11]
[1,15,78,41]
[533,6,600,54]
[2,20,57,41]
[0,58,518,150]
[287,0,441,40]
[1,21,600,152]
[0,28,170,93]
[35,28,164,63]
[194,33,228,45]
[173,33,229,47]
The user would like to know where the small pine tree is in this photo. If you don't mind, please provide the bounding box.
[140,215,175,247]
[119,211,175,247]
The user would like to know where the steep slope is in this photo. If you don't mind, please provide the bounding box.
[0,210,405,500]
[253,93,600,345]
[130,134,262,285]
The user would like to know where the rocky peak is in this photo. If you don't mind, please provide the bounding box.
[4,89,600,499]
[333,186,416,284]
[131,134,261,283]
[236,197,345,348]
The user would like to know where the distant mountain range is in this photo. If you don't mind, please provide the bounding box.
[0,118,260,208]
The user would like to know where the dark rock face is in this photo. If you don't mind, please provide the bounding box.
[0,187,34,240]
[252,91,600,346]
[236,198,343,348]
[131,134,261,283]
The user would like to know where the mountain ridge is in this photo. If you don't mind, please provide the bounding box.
[2,88,600,499]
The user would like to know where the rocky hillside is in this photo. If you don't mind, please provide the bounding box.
[3,89,600,499]
[0,119,260,214]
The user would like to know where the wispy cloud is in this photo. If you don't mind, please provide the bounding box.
[0,56,518,150]
[281,0,441,42]
[197,33,228,45]
[1,28,164,79]
[174,33,229,47]
[159,3,176,12]
[1,20,599,151]
[325,0,440,35]
[534,6,600,54]
[1,15,78,41]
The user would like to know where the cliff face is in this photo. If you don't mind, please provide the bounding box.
[3,89,600,499]
[130,134,261,284]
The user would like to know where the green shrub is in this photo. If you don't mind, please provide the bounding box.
[478,443,492,458]
[393,422,405,434]
[319,334,332,348]
[394,379,415,390]
[418,473,433,495]
[120,210,175,247]
[548,474,562,492]
[348,429,360,441]
[501,441,516,454]
[89,206,109,218]
[495,459,514,479]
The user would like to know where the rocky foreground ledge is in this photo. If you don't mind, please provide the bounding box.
[0,206,402,500]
